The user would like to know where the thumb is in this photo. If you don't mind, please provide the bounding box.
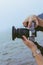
[22,35,34,48]
[22,35,33,44]
[22,35,28,41]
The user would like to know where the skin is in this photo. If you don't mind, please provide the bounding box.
[22,15,43,65]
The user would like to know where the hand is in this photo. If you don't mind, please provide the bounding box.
[23,15,39,28]
[22,15,39,51]
[22,35,37,52]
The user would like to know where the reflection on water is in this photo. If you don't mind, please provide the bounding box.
[0,31,43,65]
[0,39,37,65]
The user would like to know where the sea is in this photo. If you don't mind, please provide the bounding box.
[0,29,43,65]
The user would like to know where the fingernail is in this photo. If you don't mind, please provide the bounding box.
[22,36,25,40]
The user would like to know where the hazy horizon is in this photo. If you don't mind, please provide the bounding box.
[0,0,43,32]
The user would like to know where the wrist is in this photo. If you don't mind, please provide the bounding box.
[31,45,41,57]
[38,17,43,27]
[32,48,41,57]
[37,17,41,26]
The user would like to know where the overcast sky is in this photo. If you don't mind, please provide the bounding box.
[0,0,43,32]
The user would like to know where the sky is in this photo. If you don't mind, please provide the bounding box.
[0,0,43,32]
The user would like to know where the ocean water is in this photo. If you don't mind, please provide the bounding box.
[0,30,43,65]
